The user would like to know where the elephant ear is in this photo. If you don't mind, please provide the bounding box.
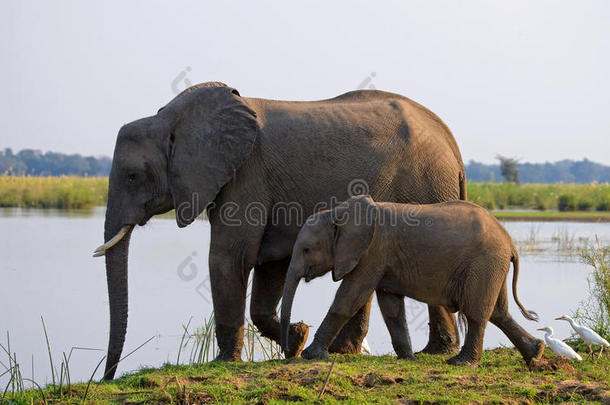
[167,84,259,227]
[331,195,377,281]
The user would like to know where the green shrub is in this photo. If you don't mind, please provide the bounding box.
[558,194,577,211]
[597,198,610,211]
[577,199,594,211]
[534,195,549,211]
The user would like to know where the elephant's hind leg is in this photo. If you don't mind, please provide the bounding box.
[328,293,373,354]
[489,280,544,364]
[250,259,309,358]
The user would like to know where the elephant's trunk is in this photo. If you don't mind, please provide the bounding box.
[280,263,303,354]
[101,219,133,380]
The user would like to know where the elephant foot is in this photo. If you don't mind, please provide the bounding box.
[419,336,460,355]
[284,322,310,359]
[446,352,479,367]
[522,339,545,365]
[301,343,329,360]
[398,353,418,361]
[420,341,460,355]
[213,351,242,362]
[214,324,244,362]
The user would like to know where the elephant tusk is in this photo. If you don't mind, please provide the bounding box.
[93,225,133,257]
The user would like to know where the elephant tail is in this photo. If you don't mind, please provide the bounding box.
[510,251,539,321]
[459,171,467,201]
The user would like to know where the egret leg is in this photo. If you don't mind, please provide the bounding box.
[598,345,603,358]
[588,344,593,361]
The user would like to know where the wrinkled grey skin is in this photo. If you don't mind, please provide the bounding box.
[281,196,545,366]
[100,82,467,379]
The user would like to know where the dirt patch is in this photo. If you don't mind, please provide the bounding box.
[528,356,575,374]
[351,372,402,387]
[177,389,213,405]
[266,367,293,380]
[456,375,480,385]
[256,392,303,404]
[445,374,480,388]
[425,369,446,382]
[324,388,348,400]
[556,380,610,402]
[182,375,210,384]
[294,368,321,386]
[131,375,160,388]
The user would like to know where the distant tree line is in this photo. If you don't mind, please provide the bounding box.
[2,147,609,183]
[466,158,610,183]
[0,148,111,176]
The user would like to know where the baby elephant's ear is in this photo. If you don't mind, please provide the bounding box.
[332,195,377,281]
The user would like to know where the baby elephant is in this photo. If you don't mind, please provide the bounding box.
[281,195,545,366]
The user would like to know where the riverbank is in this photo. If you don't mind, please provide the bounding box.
[494,211,610,222]
[6,349,610,404]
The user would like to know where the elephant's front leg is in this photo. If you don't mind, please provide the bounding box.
[376,291,415,360]
[302,278,378,360]
[250,259,309,358]
[421,305,461,355]
[328,293,373,354]
[209,253,250,361]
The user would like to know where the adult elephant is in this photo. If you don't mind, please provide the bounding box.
[94,82,466,380]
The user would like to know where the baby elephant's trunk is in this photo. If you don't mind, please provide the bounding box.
[280,264,302,354]
[511,252,538,321]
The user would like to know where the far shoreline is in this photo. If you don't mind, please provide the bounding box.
[493,211,610,222]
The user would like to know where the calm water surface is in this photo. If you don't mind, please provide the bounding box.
[1,208,609,384]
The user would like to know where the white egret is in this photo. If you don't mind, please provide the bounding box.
[556,315,609,359]
[361,338,372,355]
[537,327,582,361]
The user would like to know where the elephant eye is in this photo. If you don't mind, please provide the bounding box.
[303,247,311,254]
[127,173,137,183]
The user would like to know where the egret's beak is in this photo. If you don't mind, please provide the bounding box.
[555,317,564,321]
[536,328,545,331]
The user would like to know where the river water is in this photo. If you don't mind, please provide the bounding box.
[1,208,609,385]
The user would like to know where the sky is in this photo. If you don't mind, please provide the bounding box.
[0,1,608,164]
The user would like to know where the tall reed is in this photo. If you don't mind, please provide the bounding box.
[573,237,610,340]
[0,176,107,209]
[176,314,284,365]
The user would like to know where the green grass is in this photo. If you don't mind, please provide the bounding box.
[4,349,610,404]
[0,176,107,209]
[468,182,610,211]
[492,211,610,220]
[1,177,610,213]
